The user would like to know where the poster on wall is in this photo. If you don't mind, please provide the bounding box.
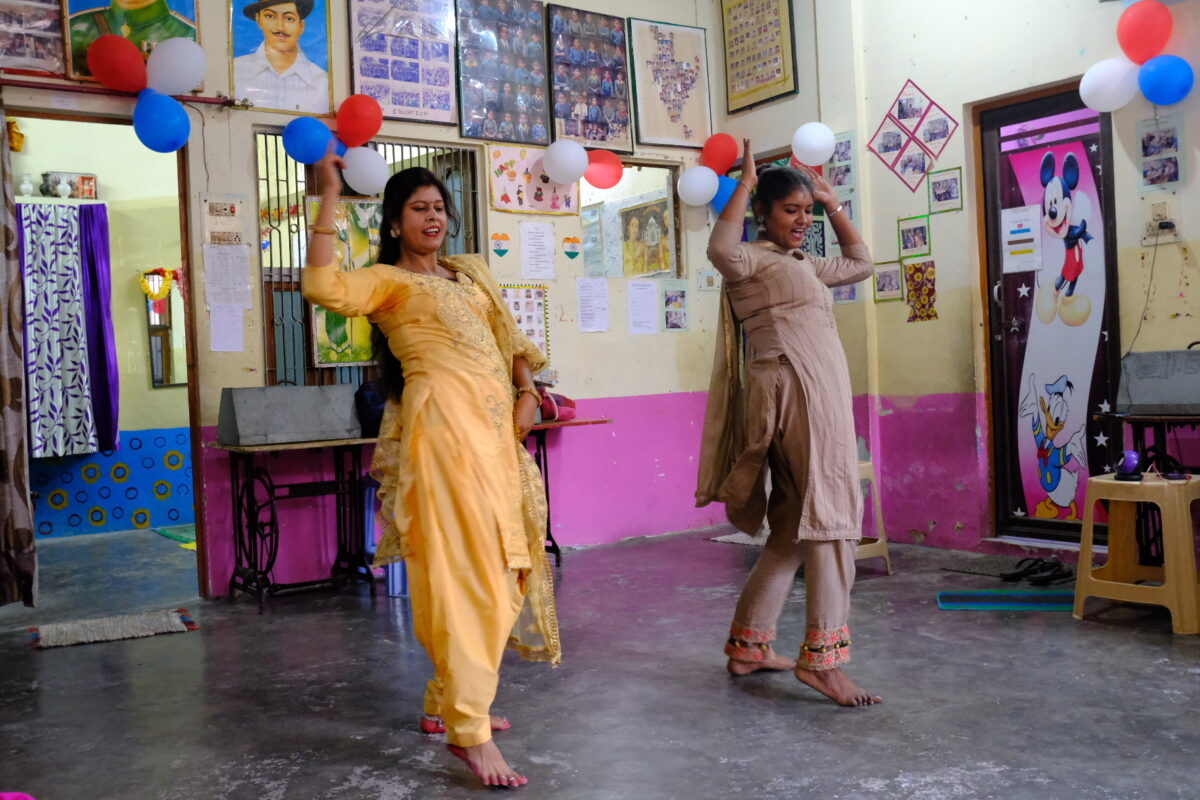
[64,0,195,81]
[457,0,551,144]
[928,166,962,215]
[826,130,857,196]
[915,102,958,159]
[1138,112,1183,192]
[347,0,456,124]
[487,144,579,215]
[546,5,632,152]
[614,192,674,277]
[628,17,711,148]
[580,203,604,276]
[231,0,333,115]
[1,0,64,76]
[869,79,958,192]
[897,214,930,259]
[719,0,796,113]
[499,283,550,358]
[1000,204,1042,274]
[873,261,902,302]
[305,197,380,367]
[661,278,688,331]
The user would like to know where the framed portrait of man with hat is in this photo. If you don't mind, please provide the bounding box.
[64,0,198,82]
[231,0,332,114]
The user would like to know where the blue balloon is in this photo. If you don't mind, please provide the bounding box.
[133,89,190,153]
[1139,55,1194,106]
[335,139,348,157]
[710,175,739,214]
[283,116,334,164]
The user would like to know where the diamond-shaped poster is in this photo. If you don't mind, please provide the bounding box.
[914,102,959,159]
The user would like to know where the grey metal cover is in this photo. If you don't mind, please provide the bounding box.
[1115,348,1200,415]
[217,385,361,445]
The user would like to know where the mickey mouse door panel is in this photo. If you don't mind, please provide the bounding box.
[982,92,1120,541]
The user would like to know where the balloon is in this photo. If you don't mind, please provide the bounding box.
[86,34,147,92]
[133,89,190,153]
[341,146,391,195]
[791,122,835,166]
[1117,0,1173,65]
[335,139,348,157]
[710,176,739,214]
[1139,54,1194,105]
[336,94,384,148]
[584,149,623,189]
[1079,57,1140,111]
[543,139,588,184]
[146,37,206,95]
[283,117,334,164]
[677,165,719,206]
[700,133,739,174]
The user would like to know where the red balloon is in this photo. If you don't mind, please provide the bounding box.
[336,94,384,148]
[86,34,147,93]
[1117,0,1173,65]
[700,133,739,174]
[584,149,623,189]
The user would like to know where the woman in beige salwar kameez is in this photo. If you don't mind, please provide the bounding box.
[697,139,881,707]
[303,154,561,786]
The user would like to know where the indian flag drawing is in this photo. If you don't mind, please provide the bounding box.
[491,232,511,256]
[562,236,581,259]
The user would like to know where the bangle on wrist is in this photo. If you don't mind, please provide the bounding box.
[827,203,844,217]
[309,225,336,236]
[516,386,541,404]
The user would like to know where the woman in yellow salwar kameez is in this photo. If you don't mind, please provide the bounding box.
[302,154,560,788]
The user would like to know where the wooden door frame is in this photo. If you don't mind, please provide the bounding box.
[972,82,1122,542]
[8,109,205,593]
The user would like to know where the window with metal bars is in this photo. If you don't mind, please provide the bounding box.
[254,132,480,387]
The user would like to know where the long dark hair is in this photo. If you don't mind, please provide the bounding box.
[371,167,462,401]
[751,166,814,219]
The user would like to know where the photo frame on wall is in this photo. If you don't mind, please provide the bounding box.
[873,261,903,303]
[897,214,931,260]
[457,0,552,145]
[347,0,457,124]
[546,5,632,152]
[499,283,550,359]
[231,0,332,114]
[628,17,711,148]
[719,0,797,114]
[2,0,65,76]
[928,167,962,214]
[64,0,196,81]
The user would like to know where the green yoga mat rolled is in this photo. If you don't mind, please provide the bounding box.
[152,525,195,544]
[936,590,1075,611]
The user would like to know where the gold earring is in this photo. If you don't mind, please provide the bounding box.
[390,225,400,237]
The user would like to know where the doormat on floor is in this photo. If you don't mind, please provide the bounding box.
[153,525,196,550]
[29,609,198,648]
[936,591,1075,611]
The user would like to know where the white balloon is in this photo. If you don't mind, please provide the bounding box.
[341,147,391,196]
[146,37,207,96]
[1079,57,1139,113]
[677,166,719,206]
[791,122,836,166]
[543,139,588,184]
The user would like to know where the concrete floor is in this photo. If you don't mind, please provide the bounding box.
[1,528,1198,800]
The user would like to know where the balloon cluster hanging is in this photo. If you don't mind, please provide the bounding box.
[283,94,387,194]
[545,139,624,189]
[86,35,204,153]
[677,125,836,213]
[1080,0,1193,112]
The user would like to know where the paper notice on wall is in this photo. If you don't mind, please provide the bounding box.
[202,194,248,246]
[520,221,556,280]
[203,244,252,309]
[1001,205,1042,274]
[627,280,658,334]
[576,277,609,333]
[209,305,245,352]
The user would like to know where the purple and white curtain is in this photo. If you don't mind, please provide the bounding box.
[16,203,118,459]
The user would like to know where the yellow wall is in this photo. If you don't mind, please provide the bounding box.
[10,118,187,431]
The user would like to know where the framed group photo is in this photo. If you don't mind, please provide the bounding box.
[64,0,196,81]
[231,0,333,114]
[2,0,64,76]
[719,0,797,113]
[347,0,457,124]
[627,17,711,148]
[897,213,931,259]
[546,4,632,152]
[457,0,552,145]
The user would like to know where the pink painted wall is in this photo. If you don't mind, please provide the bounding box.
[197,393,728,597]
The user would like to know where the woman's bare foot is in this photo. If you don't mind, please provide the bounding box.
[447,741,528,788]
[795,667,882,707]
[420,714,511,734]
[727,649,797,676]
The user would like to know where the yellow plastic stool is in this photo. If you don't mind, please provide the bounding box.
[1074,473,1200,634]
[856,461,893,574]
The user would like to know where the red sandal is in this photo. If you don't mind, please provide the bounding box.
[420,714,512,734]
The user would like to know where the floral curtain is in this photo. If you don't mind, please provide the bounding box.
[0,109,36,607]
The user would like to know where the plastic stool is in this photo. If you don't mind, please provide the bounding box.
[1074,473,1200,634]
[855,461,893,574]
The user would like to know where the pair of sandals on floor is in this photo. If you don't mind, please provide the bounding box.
[1000,557,1074,586]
